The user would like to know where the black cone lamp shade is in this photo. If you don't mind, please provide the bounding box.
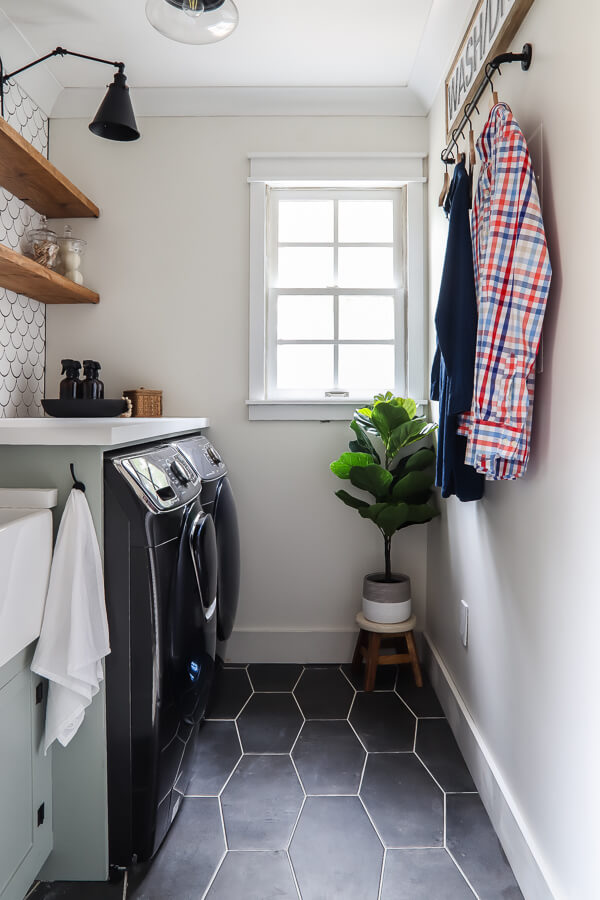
[89,69,140,142]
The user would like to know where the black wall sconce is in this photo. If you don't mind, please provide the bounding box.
[0,46,140,142]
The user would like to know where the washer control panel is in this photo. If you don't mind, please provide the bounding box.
[172,435,226,481]
[115,445,200,512]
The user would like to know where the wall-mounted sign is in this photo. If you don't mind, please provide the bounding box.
[445,0,534,139]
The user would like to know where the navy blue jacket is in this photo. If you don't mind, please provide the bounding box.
[431,161,484,502]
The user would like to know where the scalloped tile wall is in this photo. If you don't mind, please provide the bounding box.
[0,79,47,417]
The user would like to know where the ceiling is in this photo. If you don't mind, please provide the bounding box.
[0,0,476,117]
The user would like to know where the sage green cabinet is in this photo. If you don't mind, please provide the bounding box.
[0,646,52,900]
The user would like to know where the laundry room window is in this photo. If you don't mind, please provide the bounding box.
[247,154,427,420]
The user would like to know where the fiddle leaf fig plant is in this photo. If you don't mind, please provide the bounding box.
[330,394,439,582]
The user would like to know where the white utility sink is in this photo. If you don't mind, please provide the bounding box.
[0,490,57,668]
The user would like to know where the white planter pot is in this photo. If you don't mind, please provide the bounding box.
[362,573,412,624]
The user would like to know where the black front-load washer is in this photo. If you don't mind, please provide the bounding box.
[104,442,217,868]
[172,434,240,644]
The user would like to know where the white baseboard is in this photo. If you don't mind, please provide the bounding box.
[423,635,558,900]
[220,627,359,664]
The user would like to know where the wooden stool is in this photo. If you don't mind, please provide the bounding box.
[352,612,423,692]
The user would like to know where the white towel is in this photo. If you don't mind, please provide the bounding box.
[32,488,110,753]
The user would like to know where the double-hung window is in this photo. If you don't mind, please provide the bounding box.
[248,154,426,420]
[268,188,403,400]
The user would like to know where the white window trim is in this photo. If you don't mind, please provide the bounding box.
[248,153,427,421]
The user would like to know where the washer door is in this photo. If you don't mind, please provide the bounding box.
[213,476,241,641]
[169,505,217,725]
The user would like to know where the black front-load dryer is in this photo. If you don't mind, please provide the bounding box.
[172,434,240,643]
[104,443,217,869]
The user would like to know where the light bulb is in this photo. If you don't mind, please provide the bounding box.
[183,0,204,16]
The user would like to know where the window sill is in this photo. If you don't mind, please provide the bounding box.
[247,400,367,421]
[247,399,428,421]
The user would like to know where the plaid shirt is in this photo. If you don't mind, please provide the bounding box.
[458,103,551,479]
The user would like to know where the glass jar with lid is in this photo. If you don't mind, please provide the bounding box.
[21,217,60,269]
[58,225,87,285]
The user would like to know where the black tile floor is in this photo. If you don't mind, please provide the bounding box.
[30,664,523,900]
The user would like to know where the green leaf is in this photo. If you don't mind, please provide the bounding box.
[330,452,375,479]
[355,407,373,419]
[349,420,381,463]
[404,447,436,472]
[371,402,411,444]
[375,503,410,537]
[349,464,393,499]
[373,391,394,404]
[358,502,389,523]
[404,503,439,525]
[334,490,370,510]
[392,469,436,502]
[388,419,437,456]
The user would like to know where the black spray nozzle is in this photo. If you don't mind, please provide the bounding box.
[61,358,81,375]
[83,359,101,375]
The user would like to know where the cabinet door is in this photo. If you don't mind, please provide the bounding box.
[0,669,33,895]
[0,660,52,900]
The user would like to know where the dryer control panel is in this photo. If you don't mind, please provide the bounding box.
[172,435,227,482]
[114,445,200,513]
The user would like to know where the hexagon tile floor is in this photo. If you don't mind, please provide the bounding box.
[31,664,523,900]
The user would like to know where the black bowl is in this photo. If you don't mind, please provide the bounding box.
[42,399,129,418]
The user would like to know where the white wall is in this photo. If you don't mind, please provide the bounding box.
[46,114,429,662]
[427,3,599,898]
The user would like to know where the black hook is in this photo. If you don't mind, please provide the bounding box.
[70,463,86,492]
[484,61,495,93]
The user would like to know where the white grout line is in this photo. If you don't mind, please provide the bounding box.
[357,745,369,793]
[287,794,307,852]
[218,794,228,851]
[292,668,305,692]
[243,750,291,756]
[377,847,387,900]
[286,848,303,900]
[289,753,306,794]
[413,749,447,796]
[413,717,419,752]
[217,753,242,797]
[121,869,128,900]
[199,847,227,900]
[199,798,229,900]
[290,690,307,719]
[288,722,304,758]
[393,687,420,719]
[358,793,388,849]
[445,847,481,899]
[443,791,447,847]
[418,715,447,720]
[338,664,356,689]
[234,690,254,720]
[384,844,445,851]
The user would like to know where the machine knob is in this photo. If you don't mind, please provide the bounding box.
[171,459,190,485]
[207,446,221,465]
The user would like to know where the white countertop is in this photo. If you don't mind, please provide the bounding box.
[0,417,209,446]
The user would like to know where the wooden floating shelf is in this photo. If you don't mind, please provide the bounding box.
[0,244,99,305]
[0,117,99,219]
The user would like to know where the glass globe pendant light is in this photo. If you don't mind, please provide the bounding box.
[146,0,239,44]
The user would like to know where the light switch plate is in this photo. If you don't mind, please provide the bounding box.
[460,599,469,647]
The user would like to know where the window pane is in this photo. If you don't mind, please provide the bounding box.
[338,200,394,243]
[339,295,394,340]
[338,247,394,288]
[277,247,334,287]
[338,345,395,392]
[277,345,333,389]
[278,200,333,243]
[277,295,333,340]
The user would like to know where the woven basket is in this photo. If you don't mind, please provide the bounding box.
[123,388,162,418]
